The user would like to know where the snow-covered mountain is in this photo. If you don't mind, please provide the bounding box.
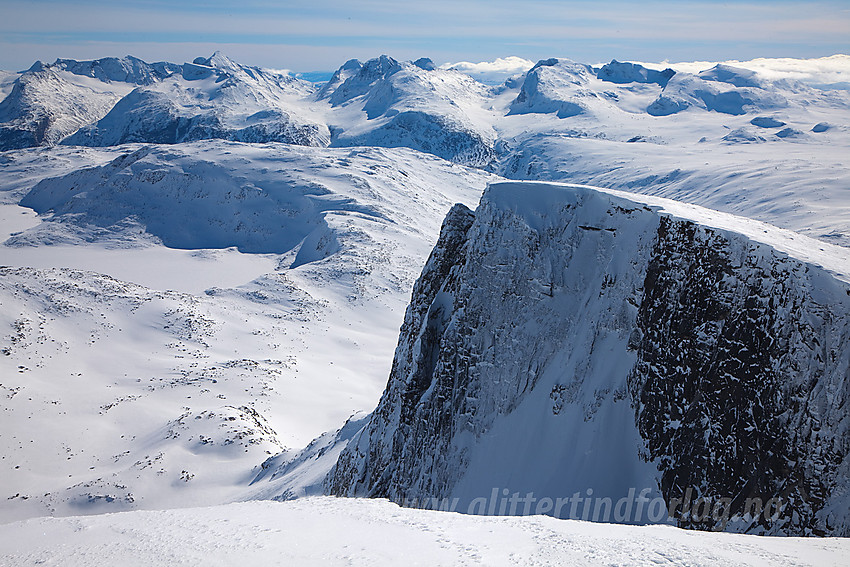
[326,181,850,536]
[321,55,498,167]
[494,58,850,246]
[1,49,849,549]
[2,52,849,249]
[0,60,136,150]
[63,53,329,147]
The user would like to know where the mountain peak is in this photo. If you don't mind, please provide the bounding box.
[413,57,436,71]
[193,51,241,73]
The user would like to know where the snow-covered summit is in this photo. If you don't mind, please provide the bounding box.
[323,54,499,167]
[508,58,596,118]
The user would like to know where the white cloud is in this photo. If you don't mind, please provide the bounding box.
[262,68,294,76]
[441,56,535,84]
[639,55,850,88]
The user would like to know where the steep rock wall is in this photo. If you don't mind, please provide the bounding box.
[327,181,850,536]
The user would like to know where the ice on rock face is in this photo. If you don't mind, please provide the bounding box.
[327,181,850,536]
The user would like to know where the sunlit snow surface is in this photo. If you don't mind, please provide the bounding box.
[0,141,498,522]
[1,498,849,566]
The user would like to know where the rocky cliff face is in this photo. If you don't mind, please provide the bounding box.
[326,181,850,536]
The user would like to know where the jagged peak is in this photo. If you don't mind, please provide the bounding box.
[26,60,46,73]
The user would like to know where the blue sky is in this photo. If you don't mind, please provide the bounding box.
[1,0,849,71]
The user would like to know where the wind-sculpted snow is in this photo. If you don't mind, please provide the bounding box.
[647,72,788,116]
[3,497,849,567]
[16,145,334,252]
[11,141,496,255]
[327,181,850,536]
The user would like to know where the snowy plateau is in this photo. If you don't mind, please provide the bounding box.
[0,52,849,565]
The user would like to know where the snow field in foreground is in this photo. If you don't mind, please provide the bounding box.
[1,497,848,567]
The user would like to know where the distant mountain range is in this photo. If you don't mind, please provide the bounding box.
[2,52,848,244]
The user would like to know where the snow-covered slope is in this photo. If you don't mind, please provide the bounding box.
[50,56,181,86]
[508,58,600,118]
[0,56,186,151]
[2,498,849,567]
[495,59,850,246]
[327,181,850,536]
[0,140,498,522]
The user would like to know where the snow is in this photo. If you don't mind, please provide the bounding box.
[489,181,850,283]
[63,57,328,147]
[327,179,850,536]
[1,50,849,552]
[1,498,848,566]
[651,54,850,90]
[3,52,849,247]
[0,140,498,522]
[440,56,535,85]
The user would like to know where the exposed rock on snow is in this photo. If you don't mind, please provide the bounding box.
[750,116,786,128]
